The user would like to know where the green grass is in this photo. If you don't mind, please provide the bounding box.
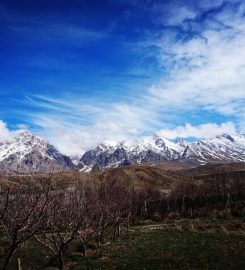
[2,218,245,270]
[86,231,244,270]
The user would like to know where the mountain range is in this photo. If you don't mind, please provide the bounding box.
[0,131,245,173]
[78,134,245,172]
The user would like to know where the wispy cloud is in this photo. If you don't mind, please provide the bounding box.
[0,2,110,47]
[157,122,237,140]
[0,120,24,141]
[9,22,108,46]
[146,0,245,126]
[18,94,159,155]
[2,0,245,155]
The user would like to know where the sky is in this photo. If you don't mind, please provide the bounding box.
[0,0,245,155]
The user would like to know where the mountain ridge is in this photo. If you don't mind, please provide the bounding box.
[1,131,245,173]
[79,133,245,172]
[0,131,74,173]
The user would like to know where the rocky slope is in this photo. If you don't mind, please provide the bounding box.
[181,134,245,164]
[1,131,245,174]
[79,134,245,172]
[0,131,74,173]
[79,135,187,172]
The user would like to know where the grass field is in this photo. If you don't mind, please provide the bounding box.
[4,218,245,270]
[85,231,244,270]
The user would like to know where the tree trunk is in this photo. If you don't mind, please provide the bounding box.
[2,245,17,270]
[113,227,117,240]
[17,258,22,270]
[83,245,87,257]
[80,240,87,257]
[58,255,64,270]
[96,236,101,247]
[117,224,121,237]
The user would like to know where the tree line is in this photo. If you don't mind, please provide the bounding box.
[0,170,244,269]
[136,171,245,219]
[0,177,133,270]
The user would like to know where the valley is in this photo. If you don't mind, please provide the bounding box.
[1,133,245,270]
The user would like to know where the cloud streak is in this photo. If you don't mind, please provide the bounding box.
[17,94,159,155]
[0,120,14,141]
[0,120,25,142]
[2,0,245,155]
[157,122,237,140]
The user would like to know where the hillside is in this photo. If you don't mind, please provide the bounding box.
[0,164,191,192]
[180,162,245,177]
[1,161,245,194]
[96,165,191,191]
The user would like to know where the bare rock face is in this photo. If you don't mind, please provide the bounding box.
[0,131,74,173]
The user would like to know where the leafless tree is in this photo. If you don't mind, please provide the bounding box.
[135,185,162,219]
[34,187,83,270]
[75,185,96,257]
[0,180,51,270]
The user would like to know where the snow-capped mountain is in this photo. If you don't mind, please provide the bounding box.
[79,134,245,172]
[0,131,74,173]
[78,135,187,172]
[1,131,245,174]
[181,134,245,164]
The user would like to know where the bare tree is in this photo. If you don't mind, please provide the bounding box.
[34,187,82,270]
[0,180,51,270]
[75,186,97,257]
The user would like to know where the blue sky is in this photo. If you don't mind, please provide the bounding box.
[0,0,245,155]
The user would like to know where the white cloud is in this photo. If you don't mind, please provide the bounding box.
[16,123,29,130]
[150,28,245,116]
[158,5,197,25]
[9,1,245,155]
[24,97,159,155]
[0,120,15,142]
[157,122,237,139]
[0,121,31,143]
[146,2,245,126]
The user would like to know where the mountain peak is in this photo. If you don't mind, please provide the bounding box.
[79,134,186,172]
[1,130,245,173]
[0,131,74,173]
[15,130,44,142]
[100,140,120,148]
[216,133,235,142]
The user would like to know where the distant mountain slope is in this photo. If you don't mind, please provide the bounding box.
[0,131,74,173]
[79,134,245,172]
[182,134,245,164]
[1,131,245,174]
[96,165,191,191]
[180,162,245,178]
[79,135,186,172]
